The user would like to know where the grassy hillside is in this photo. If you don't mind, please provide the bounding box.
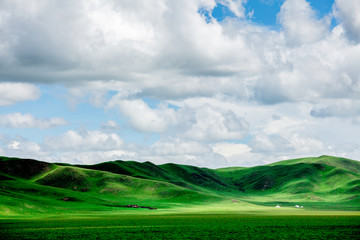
[216,161,359,194]
[0,155,359,216]
[79,155,360,197]
[77,161,237,193]
[0,157,54,180]
[0,157,225,216]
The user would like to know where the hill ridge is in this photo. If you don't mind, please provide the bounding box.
[0,155,359,215]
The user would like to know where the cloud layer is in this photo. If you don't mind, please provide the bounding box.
[1,0,359,104]
[0,0,359,167]
[0,113,67,129]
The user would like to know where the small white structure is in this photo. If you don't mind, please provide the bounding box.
[301,206,303,208]
[276,205,281,208]
[295,205,300,208]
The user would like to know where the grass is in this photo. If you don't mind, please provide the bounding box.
[0,155,359,217]
[1,213,360,240]
[1,155,360,239]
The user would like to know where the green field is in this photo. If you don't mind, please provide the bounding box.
[1,155,359,239]
[1,213,360,240]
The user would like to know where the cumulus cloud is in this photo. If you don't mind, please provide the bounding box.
[44,130,123,151]
[255,28,360,104]
[8,141,20,150]
[311,99,360,118]
[108,98,175,133]
[248,131,330,162]
[1,0,360,166]
[101,120,120,131]
[278,0,329,46]
[108,95,249,141]
[176,104,249,141]
[249,133,294,153]
[262,116,308,136]
[247,114,329,160]
[0,132,134,164]
[211,142,259,166]
[288,134,327,154]
[141,137,227,167]
[334,0,360,42]
[56,150,137,165]
[150,137,212,156]
[0,0,264,100]
[0,0,358,106]
[0,83,40,106]
[0,113,67,128]
[212,142,250,157]
[1,137,50,161]
[218,0,247,18]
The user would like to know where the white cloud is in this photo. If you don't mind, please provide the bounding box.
[0,0,359,167]
[263,116,308,136]
[109,98,175,133]
[3,139,50,160]
[247,132,331,163]
[249,133,294,153]
[247,113,329,158]
[211,142,250,158]
[1,0,357,105]
[0,83,40,106]
[288,134,327,154]
[44,130,123,151]
[7,141,20,150]
[0,133,133,164]
[150,137,211,156]
[218,0,247,18]
[177,104,249,141]
[101,120,119,131]
[334,0,360,42]
[0,113,67,128]
[255,29,360,103]
[141,137,227,167]
[108,96,249,141]
[56,150,137,165]
[211,142,265,167]
[278,0,329,46]
[311,99,360,118]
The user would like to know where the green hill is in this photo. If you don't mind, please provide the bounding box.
[0,155,359,216]
[216,158,359,194]
[77,161,237,193]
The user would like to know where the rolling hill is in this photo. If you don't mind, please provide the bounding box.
[0,155,359,216]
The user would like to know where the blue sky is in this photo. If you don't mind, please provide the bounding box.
[207,0,335,26]
[0,0,359,167]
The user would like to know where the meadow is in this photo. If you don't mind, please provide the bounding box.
[1,155,359,239]
[1,212,360,240]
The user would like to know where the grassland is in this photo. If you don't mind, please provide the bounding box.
[1,214,360,240]
[0,155,359,239]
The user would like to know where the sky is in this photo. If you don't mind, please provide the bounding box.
[0,0,360,168]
